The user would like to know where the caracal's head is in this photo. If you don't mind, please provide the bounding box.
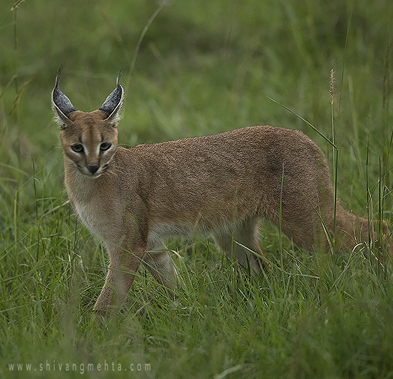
[51,73,123,178]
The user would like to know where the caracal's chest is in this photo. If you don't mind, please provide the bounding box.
[66,175,119,243]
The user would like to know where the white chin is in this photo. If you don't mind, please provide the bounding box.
[87,173,101,179]
[78,169,102,178]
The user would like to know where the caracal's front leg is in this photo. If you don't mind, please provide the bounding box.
[93,243,145,320]
[143,240,179,290]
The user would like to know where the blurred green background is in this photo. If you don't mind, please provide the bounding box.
[1,0,391,151]
[1,0,392,378]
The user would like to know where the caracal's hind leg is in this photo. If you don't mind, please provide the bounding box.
[143,240,178,289]
[213,217,267,274]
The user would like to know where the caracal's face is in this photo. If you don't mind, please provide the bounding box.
[60,110,118,178]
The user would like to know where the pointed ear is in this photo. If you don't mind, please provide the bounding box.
[99,72,123,125]
[51,73,77,128]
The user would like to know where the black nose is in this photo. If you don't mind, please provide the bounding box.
[87,164,100,175]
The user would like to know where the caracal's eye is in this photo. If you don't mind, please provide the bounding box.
[100,142,112,151]
[71,144,84,153]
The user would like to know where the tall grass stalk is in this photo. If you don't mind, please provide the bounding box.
[330,68,338,247]
[10,2,22,170]
[124,0,169,102]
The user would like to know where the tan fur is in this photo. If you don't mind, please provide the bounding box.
[52,77,390,319]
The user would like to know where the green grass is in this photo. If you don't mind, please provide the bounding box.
[0,0,392,378]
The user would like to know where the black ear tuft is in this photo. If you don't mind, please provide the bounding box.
[51,72,77,126]
[99,72,123,123]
